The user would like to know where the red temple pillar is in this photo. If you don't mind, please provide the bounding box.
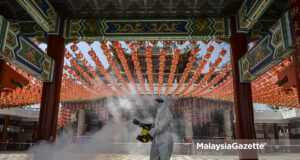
[1,116,9,149]
[263,123,270,152]
[288,123,294,152]
[16,121,23,149]
[230,18,258,159]
[37,32,65,142]
[289,0,300,105]
[273,123,279,151]
[273,123,279,139]
[263,123,269,139]
[32,122,38,143]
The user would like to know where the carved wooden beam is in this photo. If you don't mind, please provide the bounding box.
[16,0,60,35]
[0,15,55,82]
[239,11,295,82]
[236,0,274,33]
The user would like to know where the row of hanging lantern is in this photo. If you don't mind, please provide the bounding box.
[157,49,167,95]
[171,49,199,96]
[145,45,154,95]
[113,41,140,95]
[194,63,232,97]
[130,43,147,95]
[90,42,125,95]
[67,43,109,99]
[200,75,233,101]
[164,49,181,94]
[100,42,131,93]
[183,46,223,96]
[58,106,72,127]
[68,56,104,97]
[87,48,118,97]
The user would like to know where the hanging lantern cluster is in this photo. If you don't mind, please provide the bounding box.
[113,42,139,95]
[194,63,232,97]
[101,43,131,93]
[171,49,199,96]
[177,41,186,46]
[201,75,233,101]
[157,49,166,95]
[178,44,217,96]
[145,45,154,95]
[165,49,181,95]
[251,58,299,107]
[1,41,299,111]
[0,64,42,108]
[58,106,72,127]
[185,49,224,96]
[68,48,109,97]
[130,43,147,95]
[89,42,124,94]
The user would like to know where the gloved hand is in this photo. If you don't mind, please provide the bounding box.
[148,129,154,137]
[147,134,153,141]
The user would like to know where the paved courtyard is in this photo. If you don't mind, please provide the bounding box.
[0,154,300,160]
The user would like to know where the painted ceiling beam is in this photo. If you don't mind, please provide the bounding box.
[239,11,295,82]
[63,18,232,41]
[0,15,55,82]
[236,0,274,33]
[247,19,277,41]
[16,0,60,35]
[16,18,275,42]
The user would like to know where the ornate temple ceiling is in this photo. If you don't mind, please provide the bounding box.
[0,0,290,20]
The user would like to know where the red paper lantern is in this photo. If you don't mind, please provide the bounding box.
[70,44,78,52]
[219,49,227,56]
[160,49,166,56]
[207,45,214,52]
[150,41,158,46]
[88,50,95,56]
[202,40,210,45]
[146,52,152,58]
[159,56,166,62]
[104,50,110,56]
[174,49,180,55]
[65,52,72,59]
[76,53,83,59]
[191,49,198,56]
[137,41,145,46]
[146,46,152,52]
[189,57,195,63]
[132,51,138,57]
[70,59,76,64]
[129,43,137,50]
[177,41,185,45]
[189,40,197,45]
[204,53,211,59]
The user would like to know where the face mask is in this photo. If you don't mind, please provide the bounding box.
[157,102,164,108]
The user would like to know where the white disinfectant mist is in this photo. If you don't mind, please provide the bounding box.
[28,96,181,160]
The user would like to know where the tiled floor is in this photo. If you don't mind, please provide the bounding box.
[0,154,300,160]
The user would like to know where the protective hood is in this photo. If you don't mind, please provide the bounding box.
[155,94,168,110]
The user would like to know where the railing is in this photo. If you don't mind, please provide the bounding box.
[0,142,35,151]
